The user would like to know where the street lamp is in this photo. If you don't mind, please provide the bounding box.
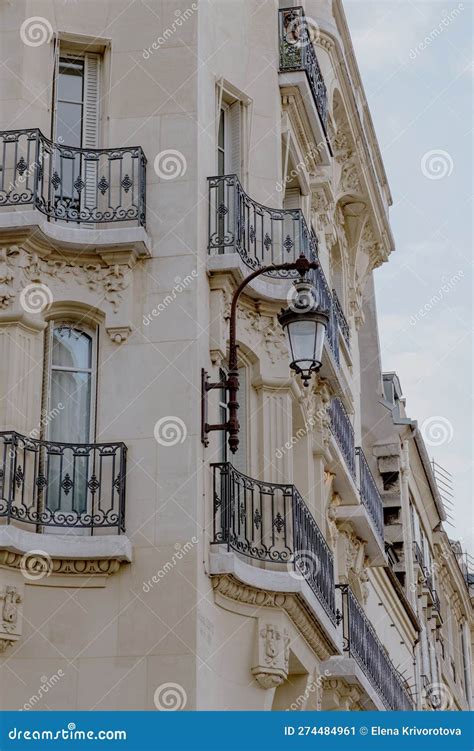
[278,277,329,387]
[201,255,328,454]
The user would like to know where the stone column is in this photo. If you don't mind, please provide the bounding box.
[254,380,293,483]
[0,314,45,434]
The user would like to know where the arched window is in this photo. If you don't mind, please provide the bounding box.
[43,321,97,518]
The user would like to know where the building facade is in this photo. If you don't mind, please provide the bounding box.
[0,0,471,711]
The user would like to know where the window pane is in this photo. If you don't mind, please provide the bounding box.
[56,101,83,147]
[50,370,92,444]
[52,326,92,369]
[57,58,84,102]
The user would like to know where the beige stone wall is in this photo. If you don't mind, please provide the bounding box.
[0,0,470,712]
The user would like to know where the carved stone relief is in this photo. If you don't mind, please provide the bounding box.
[0,245,133,314]
[0,584,23,654]
[252,618,290,689]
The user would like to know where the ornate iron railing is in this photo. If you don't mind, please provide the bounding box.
[0,128,146,226]
[356,447,384,542]
[329,398,355,478]
[211,462,336,622]
[0,432,126,533]
[338,585,414,710]
[309,253,339,365]
[279,7,328,131]
[413,541,425,570]
[332,289,350,347]
[208,174,340,364]
[208,173,318,273]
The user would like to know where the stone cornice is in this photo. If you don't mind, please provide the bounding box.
[211,574,336,661]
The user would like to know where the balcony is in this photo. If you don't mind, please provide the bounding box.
[332,289,351,349]
[329,396,355,479]
[0,128,146,227]
[207,174,344,366]
[0,431,127,534]
[211,461,336,624]
[278,6,330,160]
[413,541,425,577]
[336,586,414,710]
[329,403,385,563]
[356,447,384,541]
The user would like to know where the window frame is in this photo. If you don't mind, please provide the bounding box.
[44,320,98,445]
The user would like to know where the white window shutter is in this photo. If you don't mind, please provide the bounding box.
[228,100,241,177]
[283,187,301,210]
[83,53,100,212]
[83,54,100,148]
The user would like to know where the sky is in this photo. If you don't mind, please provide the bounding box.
[343,0,473,553]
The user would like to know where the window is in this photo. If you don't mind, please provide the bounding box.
[44,322,97,516]
[53,51,100,149]
[52,48,101,214]
[216,80,250,179]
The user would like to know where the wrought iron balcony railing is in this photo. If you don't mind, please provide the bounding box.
[356,447,384,542]
[208,173,318,272]
[208,174,341,364]
[211,462,336,622]
[413,541,425,571]
[329,397,355,479]
[0,432,126,533]
[0,129,146,226]
[338,585,414,711]
[279,7,328,131]
[332,289,350,348]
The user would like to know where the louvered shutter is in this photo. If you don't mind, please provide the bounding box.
[83,53,100,214]
[283,187,301,210]
[228,100,241,178]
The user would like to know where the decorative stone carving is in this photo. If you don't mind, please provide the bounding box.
[0,247,17,308]
[252,619,290,688]
[106,325,132,344]
[1,586,21,626]
[0,245,133,313]
[340,158,362,195]
[0,584,23,654]
[311,381,332,450]
[333,129,352,165]
[226,302,288,365]
[0,550,122,576]
[212,575,334,660]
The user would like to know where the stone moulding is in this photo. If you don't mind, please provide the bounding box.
[0,525,132,578]
[211,573,337,662]
[0,550,123,577]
